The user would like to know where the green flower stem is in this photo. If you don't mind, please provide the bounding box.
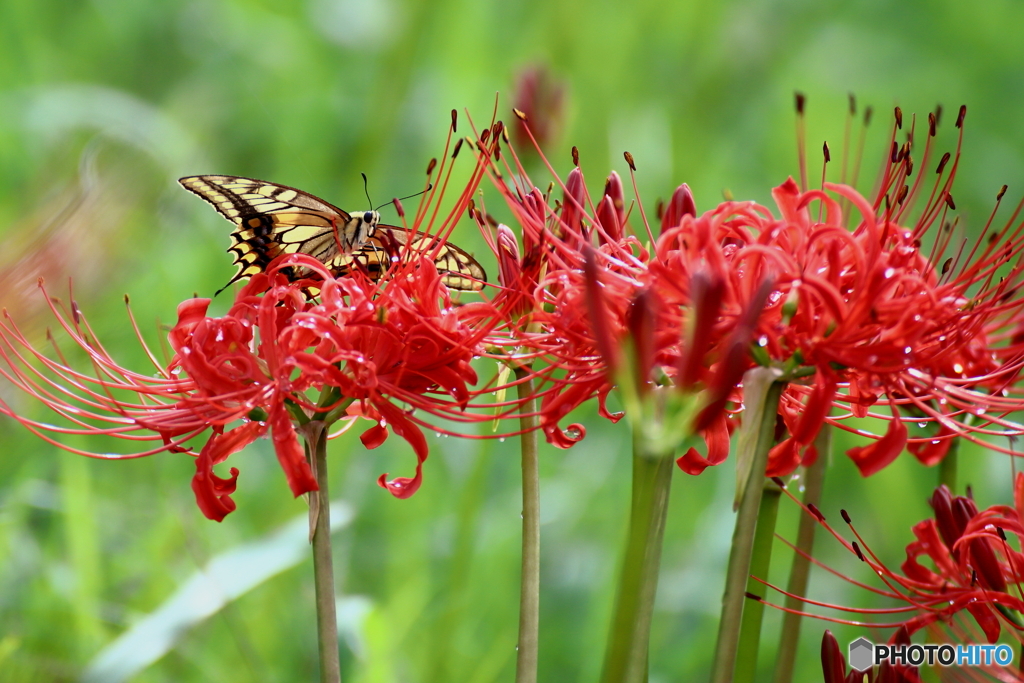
[710,375,785,683]
[771,424,830,683]
[600,429,675,683]
[734,477,782,683]
[307,422,341,683]
[938,438,959,493]
[514,366,541,683]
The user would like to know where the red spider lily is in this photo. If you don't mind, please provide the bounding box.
[470,116,776,459]
[0,119,534,519]
[736,101,1024,477]
[0,251,499,520]
[756,476,1024,675]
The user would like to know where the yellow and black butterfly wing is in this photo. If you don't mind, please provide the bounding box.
[180,175,486,292]
[179,175,356,291]
[328,226,487,291]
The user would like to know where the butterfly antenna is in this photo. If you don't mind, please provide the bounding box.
[374,184,434,212]
[361,172,373,210]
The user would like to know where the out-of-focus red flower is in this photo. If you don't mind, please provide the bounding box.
[819,628,922,683]
[512,66,566,153]
[759,477,1024,674]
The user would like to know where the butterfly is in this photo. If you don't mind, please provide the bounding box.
[178,175,487,295]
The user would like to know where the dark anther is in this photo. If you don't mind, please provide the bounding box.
[998,185,1008,201]
[822,141,831,163]
[624,151,636,171]
[928,112,937,137]
[513,108,528,121]
[897,185,909,205]
[936,152,951,175]
[771,476,786,488]
[852,541,865,562]
[744,592,763,602]
[934,104,943,127]
[841,509,852,524]
[795,92,806,114]
[890,141,899,164]
[480,129,490,144]
[426,158,437,176]
[848,93,856,114]
[452,138,463,159]
[944,193,956,211]
[998,527,1007,541]
[451,109,457,132]
[894,106,903,129]
[572,146,580,167]
[956,105,967,129]
[864,106,873,126]
[807,503,825,522]
[942,257,953,275]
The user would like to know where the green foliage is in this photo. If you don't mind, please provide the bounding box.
[1,0,1022,680]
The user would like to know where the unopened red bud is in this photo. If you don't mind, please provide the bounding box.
[626,288,658,396]
[820,631,846,683]
[660,183,696,234]
[560,168,587,239]
[583,247,620,374]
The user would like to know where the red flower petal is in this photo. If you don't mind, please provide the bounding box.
[846,417,907,477]
[269,403,318,497]
[374,400,428,499]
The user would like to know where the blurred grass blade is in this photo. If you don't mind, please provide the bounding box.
[80,502,355,683]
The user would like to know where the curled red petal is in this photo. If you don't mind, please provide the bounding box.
[190,421,263,521]
[676,413,730,475]
[269,403,318,497]
[766,437,802,478]
[966,603,1001,644]
[907,426,954,466]
[846,417,908,477]
[792,370,837,445]
[360,422,389,450]
[168,297,212,353]
[374,400,428,499]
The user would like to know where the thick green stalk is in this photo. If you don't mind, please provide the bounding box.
[734,479,782,683]
[600,430,675,683]
[308,423,341,683]
[772,425,830,683]
[514,367,541,683]
[709,375,785,683]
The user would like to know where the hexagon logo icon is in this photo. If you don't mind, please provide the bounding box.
[848,637,874,672]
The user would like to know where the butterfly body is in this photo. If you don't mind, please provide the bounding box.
[179,175,485,294]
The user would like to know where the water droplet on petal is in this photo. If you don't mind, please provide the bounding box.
[758,335,769,347]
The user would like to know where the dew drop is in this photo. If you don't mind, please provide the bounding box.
[953,363,964,374]
[918,422,927,428]
[758,335,769,347]
[903,346,912,354]
[885,267,896,278]
[499,437,506,443]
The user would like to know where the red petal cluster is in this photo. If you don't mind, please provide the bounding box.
[762,478,1024,666]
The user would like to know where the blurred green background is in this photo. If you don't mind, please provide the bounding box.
[1,0,1023,681]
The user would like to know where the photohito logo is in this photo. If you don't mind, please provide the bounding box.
[848,638,1014,670]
